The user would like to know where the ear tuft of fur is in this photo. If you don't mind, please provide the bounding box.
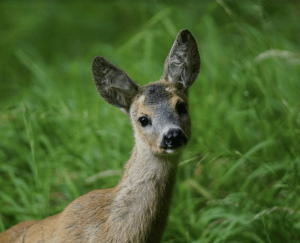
[92,56,139,113]
[162,29,200,89]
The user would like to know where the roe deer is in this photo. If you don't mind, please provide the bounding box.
[0,29,200,243]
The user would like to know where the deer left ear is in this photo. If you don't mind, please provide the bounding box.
[162,29,200,89]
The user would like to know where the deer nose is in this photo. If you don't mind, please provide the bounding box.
[160,129,187,149]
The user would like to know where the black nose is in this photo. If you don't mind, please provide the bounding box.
[160,129,187,149]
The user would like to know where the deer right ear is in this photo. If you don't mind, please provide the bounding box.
[92,56,139,114]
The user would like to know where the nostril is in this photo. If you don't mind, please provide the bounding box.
[173,130,179,138]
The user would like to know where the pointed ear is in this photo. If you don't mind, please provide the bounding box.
[162,29,200,89]
[92,56,139,114]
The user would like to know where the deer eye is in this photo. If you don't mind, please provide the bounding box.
[138,116,151,127]
[177,102,187,116]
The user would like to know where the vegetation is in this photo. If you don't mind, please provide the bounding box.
[0,0,299,242]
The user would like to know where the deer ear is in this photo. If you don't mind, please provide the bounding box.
[162,29,200,89]
[92,56,139,113]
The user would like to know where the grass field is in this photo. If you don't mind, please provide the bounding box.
[0,1,300,242]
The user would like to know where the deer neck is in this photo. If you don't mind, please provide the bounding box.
[107,143,180,242]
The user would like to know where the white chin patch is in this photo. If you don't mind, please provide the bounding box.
[166,149,175,154]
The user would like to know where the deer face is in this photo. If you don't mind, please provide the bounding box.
[92,29,200,156]
[130,80,191,155]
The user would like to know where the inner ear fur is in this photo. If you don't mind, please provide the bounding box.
[162,29,201,89]
[92,56,139,112]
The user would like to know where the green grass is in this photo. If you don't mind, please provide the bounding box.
[1,1,300,242]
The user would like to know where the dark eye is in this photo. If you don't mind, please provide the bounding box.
[138,116,150,127]
[177,103,187,116]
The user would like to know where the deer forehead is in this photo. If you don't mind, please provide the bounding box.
[132,81,185,115]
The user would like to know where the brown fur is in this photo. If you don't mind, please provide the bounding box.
[0,29,200,243]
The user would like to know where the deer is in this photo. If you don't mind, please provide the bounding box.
[0,29,200,243]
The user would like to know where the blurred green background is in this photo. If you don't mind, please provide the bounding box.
[0,0,300,242]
